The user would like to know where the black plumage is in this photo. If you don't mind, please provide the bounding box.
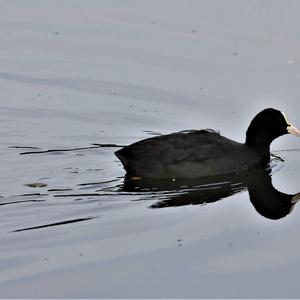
[115,108,300,179]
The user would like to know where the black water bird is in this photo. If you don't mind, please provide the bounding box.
[116,108,300,179]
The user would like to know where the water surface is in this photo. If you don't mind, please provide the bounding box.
[1,0,300,298]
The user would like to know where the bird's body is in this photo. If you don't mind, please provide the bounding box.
[115,108,300,179]
[116,130,264,178]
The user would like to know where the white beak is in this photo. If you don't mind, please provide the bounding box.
[287,124,300,137]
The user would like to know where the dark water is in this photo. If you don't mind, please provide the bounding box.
[1,0,300,298]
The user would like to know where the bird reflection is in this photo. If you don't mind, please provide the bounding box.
[122,168,300,220]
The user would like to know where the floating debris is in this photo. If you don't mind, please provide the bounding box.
[24,183,48,188]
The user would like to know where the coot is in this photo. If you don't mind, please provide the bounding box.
[115,108,300,179]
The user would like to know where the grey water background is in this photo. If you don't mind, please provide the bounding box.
[1,0,300,298]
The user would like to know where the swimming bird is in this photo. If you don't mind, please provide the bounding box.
[115,108,300,179]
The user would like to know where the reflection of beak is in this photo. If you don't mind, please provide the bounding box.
[292,193,300,205]
[287,124,300,137]
[289,193,300,215]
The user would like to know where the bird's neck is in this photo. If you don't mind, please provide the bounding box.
[245,131,271,163]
